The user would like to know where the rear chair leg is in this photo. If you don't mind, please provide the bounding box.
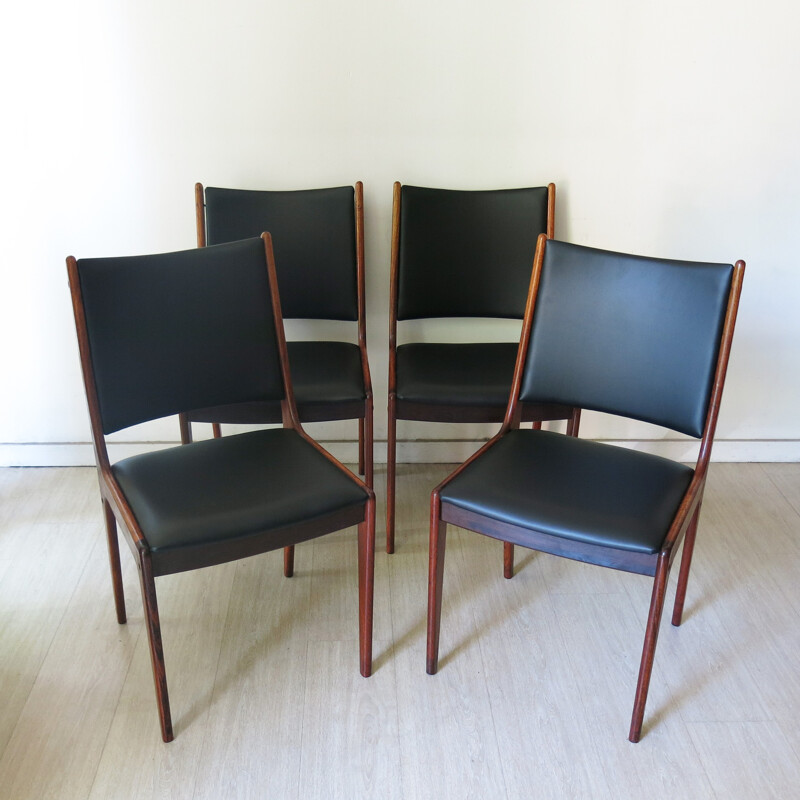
[102,499,126,624]
[364,397,374,490]
[386,395,397,554]
[672,503,702,626]
[212,423,222,439]
[283,546,295,578]
[138,555,173,742]
[178,413,192,445]
[503,542,515,579]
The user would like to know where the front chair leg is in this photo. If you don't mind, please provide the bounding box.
[629,556,670,743]
[283,546,295,578]
[212,423,222,439]
[503,542,515,579]
[358,498,376,677]
[138,555,173,742]
[102,499,126,624]
[672,503,702,626]
[426,500,448,675]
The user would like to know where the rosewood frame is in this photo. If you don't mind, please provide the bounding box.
[386,182,576,553]
[67,234,375,742]
[180,182,374,491]
[425,234,745,742]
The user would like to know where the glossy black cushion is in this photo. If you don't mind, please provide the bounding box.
[112,429,368,573]
[288,341,366,405]
[397,186,548,320]
[520,241,733,438]
[78,239,284,435]
[441,429,694,554]
[204,186,358,321]
[396,342,519,407]
[184,341,366,424]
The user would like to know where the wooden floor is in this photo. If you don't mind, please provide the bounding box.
[1,462,799,799]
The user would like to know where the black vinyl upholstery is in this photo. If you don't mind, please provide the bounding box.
[78,238,284,435]
[113,429,368,574]
[520,241,734,438]
[440,429,694,554]
[204,186,358,320]
[396,342,520,407]
[186,341,365,424]
[397,186,548,320]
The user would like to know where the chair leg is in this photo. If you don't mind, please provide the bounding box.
[138,555,173,742]
[358,418,365,476]
[426,499,448,675]
[629,556,670,743]
[672,502,702,626]
[358,498,376,677]
[566,408,582,437]
[178,413,192,445]
[386,394,397,554]
[503,542,515,579]
[364,397,374,490]
[283,546,294,578]
[102,499,126,624]
[212,423,222,439]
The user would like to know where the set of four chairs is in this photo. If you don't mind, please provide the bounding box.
[67,180,743,744]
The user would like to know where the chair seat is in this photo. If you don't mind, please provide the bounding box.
[289,340,365,405]
[440,429,694,554]
[184,340,366,424]
[396,342,520,407]
[112,428,368,573]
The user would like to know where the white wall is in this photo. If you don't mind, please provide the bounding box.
[2,0,799,465]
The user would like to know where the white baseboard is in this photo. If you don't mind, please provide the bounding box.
[0,439,798,467]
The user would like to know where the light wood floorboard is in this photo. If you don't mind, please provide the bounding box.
[0,462,798,799]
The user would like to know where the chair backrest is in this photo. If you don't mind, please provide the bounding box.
[71,237,285,435]
[519,240,735,438]
[202,185,359,321]
[396,185,551,320]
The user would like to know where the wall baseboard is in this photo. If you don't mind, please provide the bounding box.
[0,439,798,467]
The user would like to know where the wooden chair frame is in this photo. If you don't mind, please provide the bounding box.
[181,182,374,490]
[387,182,577,553]
[426,234,745,742]
[68,234,375,742]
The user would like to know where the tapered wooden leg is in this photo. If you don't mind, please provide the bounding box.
[212,423,222,439]
[629,556,670,743]
[358,498,376,677]
[503,542,515,579]
[566,408,582,437]
[386,394,397,554]
[426,496,448,675]
[358,418,365,476]
[672,502,702,626]
[178,413,192,445]
[364,397,374,490]
[283,546,294,578]
[138,555,173,742]
[102,499,126,624]
[531,420,542,430]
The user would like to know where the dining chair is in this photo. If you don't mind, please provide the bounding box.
[67,234,375,742]
[426,235,744,742]
[182,183,373,493]
[387,182,577,553]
